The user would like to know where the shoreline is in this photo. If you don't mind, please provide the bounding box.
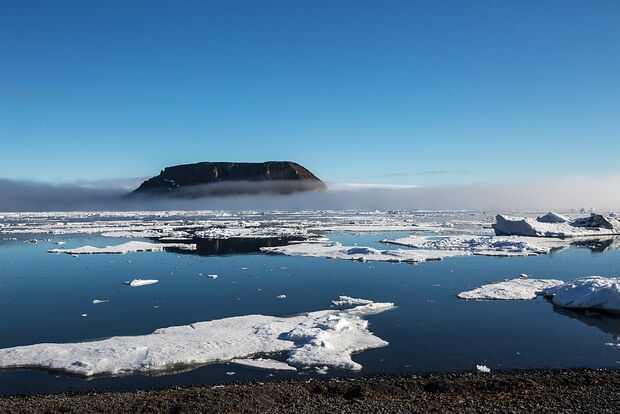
[1,368,619,413]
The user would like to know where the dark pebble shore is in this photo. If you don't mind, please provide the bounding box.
[1,368,619,413]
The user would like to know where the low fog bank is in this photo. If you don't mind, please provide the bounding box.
[1,176,619,212]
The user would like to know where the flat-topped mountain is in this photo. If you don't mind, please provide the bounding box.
[131,161,325,197]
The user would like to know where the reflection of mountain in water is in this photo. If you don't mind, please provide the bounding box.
[192,236,306,256]
[569,236,620,253]
[553,306,620,340]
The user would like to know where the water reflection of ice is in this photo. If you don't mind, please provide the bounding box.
[552,306,620,340]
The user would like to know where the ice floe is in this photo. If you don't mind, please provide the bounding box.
[332,296,374,307]
[231,358,297,371]
[92,299,109,304]
[125,279,159,287]
[48,241,196,255]
[493,213,620,238]
[383,235,567,256]
[542,277,620,313]
[476,365,491,373]
[0,298,394,377]
[457,278,564,300]
[261,242,468,263]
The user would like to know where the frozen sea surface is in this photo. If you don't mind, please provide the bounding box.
[0,210,619,394]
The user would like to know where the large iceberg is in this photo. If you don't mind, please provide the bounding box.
[0,298,394,377]
[542,277,620,313]
[492,213,620,238]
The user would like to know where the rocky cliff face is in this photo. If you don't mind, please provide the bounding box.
[131,161,325,197]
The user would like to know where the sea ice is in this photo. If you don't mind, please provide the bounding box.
[92,300,109,304]
[492,213,620,238]
[542,276,620,313]
[476,365,491,373]
[457,278,564,300]
[126,279,159,287]
[0,298,394,377]
[331,296,374,307]
[48,241,196,255]
[261,242,468,263]
[384,235,566,256]
[231,358,297,371]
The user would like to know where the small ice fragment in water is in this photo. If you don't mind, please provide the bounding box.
[476,365,491,373]
[606,343,620,348]
[207,274,218,279]
[520,273,529,279]
[92,300,109,305]
[125,279,159,287]
[80,314,88,317]
[241,267,248,270]
[315,366,329,375]
[276,294,286,299]
[226,371,236,375]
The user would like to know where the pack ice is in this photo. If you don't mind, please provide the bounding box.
[492,213,620,238]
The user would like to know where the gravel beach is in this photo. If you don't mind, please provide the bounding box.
[1,368,619,413]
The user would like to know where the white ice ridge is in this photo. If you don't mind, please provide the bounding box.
[457,278,564,300]
[0,298,395,377]
[48,241,196,255]
[231,358,297,371]
[261,242,469,263]
[492,212,620,238]
[542,276,620,313]
[383,235,567,256]
[332,296,374,307]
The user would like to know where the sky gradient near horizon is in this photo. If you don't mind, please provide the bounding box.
[1,0,619,185]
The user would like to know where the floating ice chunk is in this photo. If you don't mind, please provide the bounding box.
[0,298,394,377]
[231,358,297,371]
[537,212,568,224]
[476,365,491,373]
[384,235,566,256]
[493,213,620,237]
[276,294,287,299]
[457,278,564,300]
[92,299,109,305]
[207,274,218,279]
[48,241,196,255]
[542,276,620,313]
[606,343,620,348]
[262,242,468,263]
[125,279,159,287]
[332,296,374,307]
[80,314,88,317]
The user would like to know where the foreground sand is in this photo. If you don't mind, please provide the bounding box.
[1,368,619,413]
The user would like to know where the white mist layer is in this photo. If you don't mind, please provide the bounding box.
[0,299,394,377]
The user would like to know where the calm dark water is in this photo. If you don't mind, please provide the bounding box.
[1,231,619,395]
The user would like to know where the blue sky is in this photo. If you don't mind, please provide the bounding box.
[1,0,619,185]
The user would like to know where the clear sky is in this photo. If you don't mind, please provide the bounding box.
[1,0,619,185]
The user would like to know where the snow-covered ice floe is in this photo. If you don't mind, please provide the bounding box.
[383,235,567,257]
[492,212,620,238]
[48,241,196,255]
[261,242,468,263]
[125,279,159,287]
[231,358,297,371]
[542,277,620,313]
[332,296,374,307]
[457,278,564,300]
[0,298,394,377]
